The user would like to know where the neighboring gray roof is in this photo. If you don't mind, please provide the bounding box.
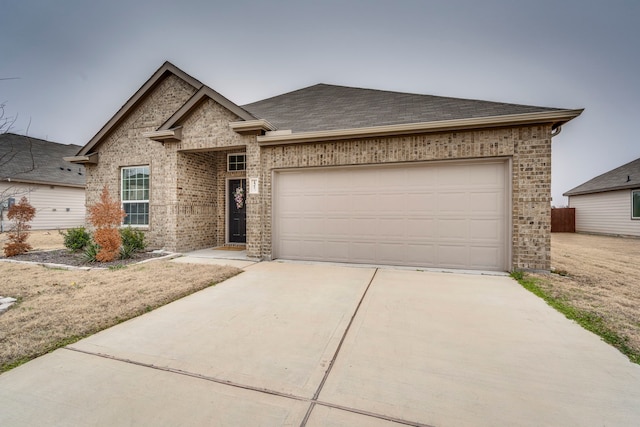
[564,157,640,196]
[242,83,568,133]
[0,133,85,187]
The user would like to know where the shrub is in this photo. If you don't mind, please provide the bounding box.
[82,241,99,263]
[3,197,36,257]
[120,226,146,259]
[61,227,91,252]
[87,187,126,262]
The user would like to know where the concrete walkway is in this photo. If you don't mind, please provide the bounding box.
[1,262,639,426]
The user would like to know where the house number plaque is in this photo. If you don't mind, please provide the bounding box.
[249,178,259,194]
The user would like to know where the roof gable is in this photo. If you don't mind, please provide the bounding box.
[564,157,640,196]
[242,83,579,134]
[1,133,85,187]
[158,86,256,131]
[78,62,204,156]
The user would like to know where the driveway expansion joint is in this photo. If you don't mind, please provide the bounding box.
[300,268,381,426]
[63,346,307,402]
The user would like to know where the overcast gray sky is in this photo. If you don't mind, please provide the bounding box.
[1,0,638,204]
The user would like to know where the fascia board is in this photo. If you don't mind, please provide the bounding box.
[257,109,585,145]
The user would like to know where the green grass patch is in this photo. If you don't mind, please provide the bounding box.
[511,271,640,365]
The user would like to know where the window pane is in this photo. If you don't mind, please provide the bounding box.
[633,191,640,219]
[228,154,246,171]
[123,202,149,225]
[121,166,150,225]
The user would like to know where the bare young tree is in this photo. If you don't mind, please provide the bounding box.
[0,101,36,231]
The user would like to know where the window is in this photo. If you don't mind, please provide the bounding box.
[228,153,246,171]
[633,190,640,220]
[121,166,149,226]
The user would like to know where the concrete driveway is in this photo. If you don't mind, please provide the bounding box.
[1,262,639,426]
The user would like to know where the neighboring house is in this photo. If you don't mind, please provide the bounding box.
[66,62,582,271]
[0,133,86,231]
[564,158,640,237]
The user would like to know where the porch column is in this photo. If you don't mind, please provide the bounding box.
[245,139,262,258]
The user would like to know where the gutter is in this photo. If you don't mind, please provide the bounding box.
[257,109,584,145]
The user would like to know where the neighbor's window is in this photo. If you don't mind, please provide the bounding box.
[633,190,640,220]
[121,166,150,226]
[228,153,246,171]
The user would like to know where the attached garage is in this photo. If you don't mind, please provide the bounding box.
[273,159,510,271]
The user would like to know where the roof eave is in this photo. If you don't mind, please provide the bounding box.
[257,109,584,145]
[565,184,640,197]
[64,152,99,165]
[2,177,85,188]
[142,127,182,143]
[229,119,277,135]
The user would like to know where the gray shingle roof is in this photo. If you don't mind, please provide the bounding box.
[564,157,640,196]
[242,83,567,133]
[0,133,85,187]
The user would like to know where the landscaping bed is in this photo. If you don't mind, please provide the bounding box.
[1,248,167,268]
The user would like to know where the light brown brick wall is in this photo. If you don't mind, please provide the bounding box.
[84,74,198,250]
[259,126,553,270]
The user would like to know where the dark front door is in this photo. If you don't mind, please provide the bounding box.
[228,179,247,243]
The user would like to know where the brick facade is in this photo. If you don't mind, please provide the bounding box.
[85,72,555,271]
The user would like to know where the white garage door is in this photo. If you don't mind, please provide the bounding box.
[273,160,509,271]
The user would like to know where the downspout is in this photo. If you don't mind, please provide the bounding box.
[551,126,562,137]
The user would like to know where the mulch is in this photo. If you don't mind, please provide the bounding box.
[0,249,168,268]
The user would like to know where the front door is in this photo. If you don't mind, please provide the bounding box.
[228,179,247,244]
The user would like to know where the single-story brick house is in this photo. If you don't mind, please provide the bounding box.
[66,62,582,271]
[564,157,640,237]
[1,133,85,231]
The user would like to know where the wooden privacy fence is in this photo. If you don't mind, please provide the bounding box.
[551,208,575,232]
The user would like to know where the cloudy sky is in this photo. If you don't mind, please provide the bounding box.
[1,0,638,204]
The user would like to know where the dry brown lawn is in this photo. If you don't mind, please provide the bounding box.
[0,229,67,252]
[531,233,640,362]
[0,239,241,372]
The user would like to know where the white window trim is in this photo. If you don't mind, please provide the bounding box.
[632,189,640,220]
[227,152,247,172]
[121,165,150,227]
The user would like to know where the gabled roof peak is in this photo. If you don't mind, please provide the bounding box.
[78,61,205,156]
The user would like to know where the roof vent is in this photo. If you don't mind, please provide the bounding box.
[627,175,631,182]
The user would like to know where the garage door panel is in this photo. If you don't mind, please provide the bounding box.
[377,243,408,264]
[437,192,470,214]
[406,244,437,264]
[470,219,501,240]
[471,192,502,212]
[406,193,437,213]
[469,246,501,269]
[274,161,508,271]
[437,219,469,239]
[406,218,436,238]
[437,245,470,268]
[349,242,378,263]
[324,241,350,259]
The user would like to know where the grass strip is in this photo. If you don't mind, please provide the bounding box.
[511,271,640,365]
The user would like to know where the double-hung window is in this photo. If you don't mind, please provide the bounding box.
[633,190,640,220]
[121,166,150,226]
